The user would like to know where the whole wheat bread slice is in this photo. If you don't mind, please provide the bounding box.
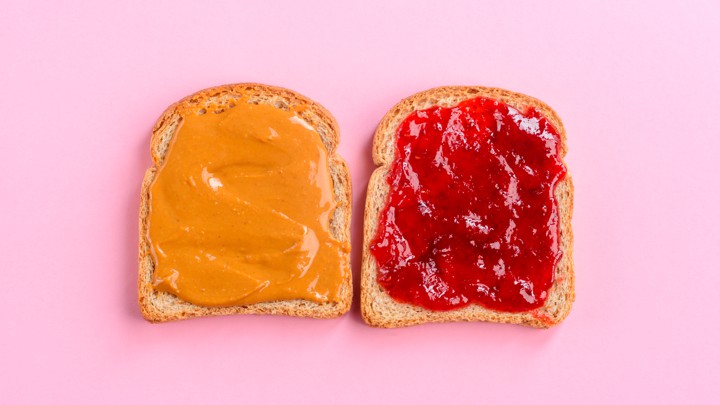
[361,86,574,328]
[138,83,352,322]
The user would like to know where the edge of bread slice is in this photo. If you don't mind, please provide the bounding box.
[138,83,352,322]
[361,86,574,328]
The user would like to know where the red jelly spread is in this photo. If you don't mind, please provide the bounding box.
[370,97,567,312]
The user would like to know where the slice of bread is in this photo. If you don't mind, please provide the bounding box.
[138,83,352,322]
[361,86,574,328]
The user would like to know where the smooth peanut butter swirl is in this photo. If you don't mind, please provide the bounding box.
[147,101,348,307]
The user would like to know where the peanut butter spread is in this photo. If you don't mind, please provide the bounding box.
[147,101,348,307]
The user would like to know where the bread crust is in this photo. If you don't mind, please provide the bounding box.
[138,83,352,322]
[361,86,574,328]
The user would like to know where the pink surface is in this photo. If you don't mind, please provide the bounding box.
[1,1,719,403]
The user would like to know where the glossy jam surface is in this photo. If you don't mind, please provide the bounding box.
[370,97,566,312]
[148,101,348,307]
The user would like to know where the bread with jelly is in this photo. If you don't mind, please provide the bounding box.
[361,86,574,328]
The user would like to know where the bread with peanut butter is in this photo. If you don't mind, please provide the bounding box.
[138,83,352,322]
[361,86,574,328]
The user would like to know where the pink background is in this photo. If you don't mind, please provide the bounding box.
[2,1,719,403]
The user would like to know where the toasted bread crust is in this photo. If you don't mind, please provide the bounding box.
[361,86,574,328]
[138,83,352,322]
